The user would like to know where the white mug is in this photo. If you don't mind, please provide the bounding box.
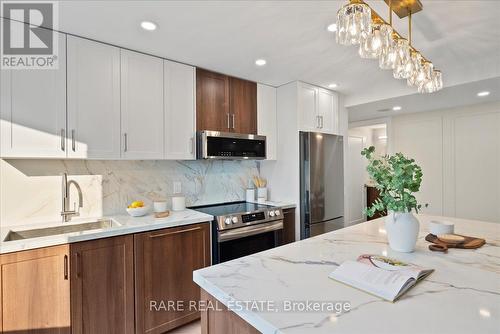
[172,196,186,211]
[153,201,168,213]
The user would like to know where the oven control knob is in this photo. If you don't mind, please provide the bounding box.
[224,217,232,225]
[269,211,275,217]
[274,210,281,216]
[232,216,238,223]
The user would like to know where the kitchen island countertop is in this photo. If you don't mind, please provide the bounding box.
[194,214,500,333]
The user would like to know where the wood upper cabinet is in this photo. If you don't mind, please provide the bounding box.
[121,50,164,159]
[196,69,230,132]
[164,60,196,160]
[196,69,257,134]
[0,245,71,334]
[0,32,67,158]
[134,223,211,334]
[67,36,121,159]
[229,77,257,134]
[70,235,135,334]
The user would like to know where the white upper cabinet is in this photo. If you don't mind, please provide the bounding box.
[257,84,277,160]
[317,88,339,134]
[298,83,318,132]
[0,32,67,158]
[164,60,196,160]
[67,36,121,159]
[298,82,339,135]
[120,50,164,159]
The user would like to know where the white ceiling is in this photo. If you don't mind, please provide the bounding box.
[348,77,500,121]
[12,1,500,117]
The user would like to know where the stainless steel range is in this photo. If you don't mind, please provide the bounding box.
[193,202,284,264]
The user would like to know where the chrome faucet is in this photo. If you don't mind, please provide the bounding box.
[61,173,83,222]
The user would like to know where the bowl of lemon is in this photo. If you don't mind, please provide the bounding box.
[126,200,149,217]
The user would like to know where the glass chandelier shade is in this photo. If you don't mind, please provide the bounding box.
[359,22,383,59]
[417,62,435,93]
[378,24,397,70]
[432,70,443,91]
[393,39,412,79]
[336,1,372,46]
[407,52,423,87]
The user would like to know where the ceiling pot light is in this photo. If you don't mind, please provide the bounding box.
[255,59,267,66]
[477,91,490,97]
[327,23,337,32]
[328,83,338,89]
[392,106,402,111]
[140,21,157,31]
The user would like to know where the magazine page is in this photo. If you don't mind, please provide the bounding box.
[329,260,415,301]
[357,254,433,281]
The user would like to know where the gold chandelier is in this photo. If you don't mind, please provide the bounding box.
[335,0,443,93]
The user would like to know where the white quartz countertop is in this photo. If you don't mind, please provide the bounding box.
[0,209,213,254]
[246,200,296,210]
[193,214,500,334]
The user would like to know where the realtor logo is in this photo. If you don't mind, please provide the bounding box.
[1,1,59,69]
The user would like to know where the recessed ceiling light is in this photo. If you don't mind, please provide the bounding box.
[327,23,337,32]
[328,83,338,89]
[255,59,267,66]
[392,106,402,111]
[140,21,157,31]
[477,91,490,97]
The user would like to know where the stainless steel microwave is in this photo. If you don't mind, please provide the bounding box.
[196,131,266,160]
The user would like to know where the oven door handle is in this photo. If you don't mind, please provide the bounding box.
[218,220,283,243]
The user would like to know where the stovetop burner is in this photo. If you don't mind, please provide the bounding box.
[193,202,274,217]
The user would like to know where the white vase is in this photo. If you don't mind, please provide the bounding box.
[385,211,420,252]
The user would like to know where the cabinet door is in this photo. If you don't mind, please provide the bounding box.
[317,88,338,134]
[71,235,134,334]
[121,50,164,159]
[67,36,121,159]
[165,60,196,160]
[229,77,257,134]
[298,83,318,131]
[0,245,71,333]
[196,69,230,132]
[282,208,296,244]
[134,223,211,334]
[257,84,277,160]
[0,32,66,158]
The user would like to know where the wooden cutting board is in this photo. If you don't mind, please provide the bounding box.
[425,233,485,249]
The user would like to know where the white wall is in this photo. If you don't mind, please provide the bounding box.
[391,101,500,223]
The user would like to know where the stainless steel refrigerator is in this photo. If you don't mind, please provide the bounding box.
[300,132,344,239]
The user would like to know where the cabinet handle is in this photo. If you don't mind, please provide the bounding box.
[64,254,68,280]
[320,116,324,128]
[226,113,230,129]
[190,137,194,154]
[149,226,202,238]
[75,252,82,278]
[71,129,76,151]
[316,116,320,128]
[124,133,128,152]
[60,129,65,151]
[231,114,235,129]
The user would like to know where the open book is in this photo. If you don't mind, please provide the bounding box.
[329,254,433,302]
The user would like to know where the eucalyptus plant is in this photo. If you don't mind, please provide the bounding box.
[361,146,428,217]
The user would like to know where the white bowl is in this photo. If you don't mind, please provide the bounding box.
[126,206,149,217]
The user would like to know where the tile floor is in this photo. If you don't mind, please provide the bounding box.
[169,320,201,334]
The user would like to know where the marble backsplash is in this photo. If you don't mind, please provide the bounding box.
[0,159,259,227]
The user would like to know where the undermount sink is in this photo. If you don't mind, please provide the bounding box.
[3,219,120,241]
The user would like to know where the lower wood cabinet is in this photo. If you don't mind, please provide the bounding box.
[70,235,135,334]
[134,223,211,334]
[0,244,71,334]
[283,208,296,244]
[0,223,211,334]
